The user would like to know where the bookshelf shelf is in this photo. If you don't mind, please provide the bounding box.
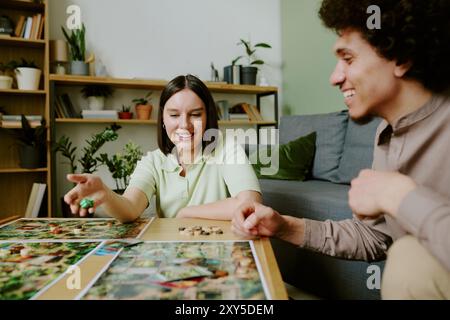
[55,118,158,125]
[0,0,45,12]
[0,37,46,48]
[0,88,46,95]
[49,74,278,94]
[0,168,48,174]
[54,118,276,126]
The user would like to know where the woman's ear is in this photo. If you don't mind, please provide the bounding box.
[394,61,412,78]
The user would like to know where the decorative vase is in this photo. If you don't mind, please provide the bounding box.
[241,66,258,85]
[118,111,133,119]
[135,104,152,120]
[88,96,105,110]
[70,60,89,76]
[0,75,13,89]
[15,68,42,90]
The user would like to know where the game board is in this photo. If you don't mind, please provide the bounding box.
[0,241,101,300]
[78,240,269,300]
[0,218,153,241]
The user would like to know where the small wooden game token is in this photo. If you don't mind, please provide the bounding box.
[215,229,223,234]
[193,230,201,236]
[240,257,252,267]
[20,248,31,257]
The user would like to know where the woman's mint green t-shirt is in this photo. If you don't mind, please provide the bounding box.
[127,136,261,218]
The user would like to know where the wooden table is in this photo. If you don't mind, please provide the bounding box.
[34,218,288,300]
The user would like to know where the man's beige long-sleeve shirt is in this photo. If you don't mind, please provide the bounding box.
[302,94,450,271]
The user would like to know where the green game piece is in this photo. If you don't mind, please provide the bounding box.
[80,198,94,209]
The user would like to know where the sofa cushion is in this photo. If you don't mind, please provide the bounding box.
[279,111,348,181]
[335,115,382,184]
[252,132,316,180]
[259,179,351,220]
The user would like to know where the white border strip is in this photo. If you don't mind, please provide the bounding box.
[249,240,272,300]
[74,245,125,300]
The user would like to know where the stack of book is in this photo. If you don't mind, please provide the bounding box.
[25,183,47,218]
[54,93,79,118]
[228,103,264,121]
[81,110,119,120]
[0,115,43,128]
[14,14,45,40]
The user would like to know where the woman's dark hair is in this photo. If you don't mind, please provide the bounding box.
[157,74,219,155]
[319,0,450,93]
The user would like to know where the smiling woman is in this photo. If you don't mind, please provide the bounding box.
[63,74,262,221]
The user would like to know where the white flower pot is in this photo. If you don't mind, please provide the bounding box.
[0,75,13,89]
[88,96,105,110]
[15,67,42,90]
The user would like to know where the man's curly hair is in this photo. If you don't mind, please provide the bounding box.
[319,0,450,93]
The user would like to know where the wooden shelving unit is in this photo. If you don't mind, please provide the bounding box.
[0,0,51,219]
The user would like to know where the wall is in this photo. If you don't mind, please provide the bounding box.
[281,0,345,115]
[48,0,282,210]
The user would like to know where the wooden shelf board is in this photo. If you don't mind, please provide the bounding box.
[0,0,45,12]
[0,37,46,48]
[0,168,48,174]
[54,118,275,125]
[0,88,46,95]
[49,74,278,94]
[55,118,158,125]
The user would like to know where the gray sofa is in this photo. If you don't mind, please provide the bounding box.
[259,111,385,300]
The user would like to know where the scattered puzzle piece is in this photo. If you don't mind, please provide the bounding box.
[178,225,224,236]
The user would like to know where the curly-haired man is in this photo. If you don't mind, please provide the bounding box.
[232,0,450,299]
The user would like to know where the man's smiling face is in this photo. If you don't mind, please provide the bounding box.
[329,29,402,121]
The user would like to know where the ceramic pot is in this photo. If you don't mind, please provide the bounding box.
[135,104,152,120]
[15,68,41,90]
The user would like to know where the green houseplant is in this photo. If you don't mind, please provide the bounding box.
[234,38,271,85]
[6,115,47,169]
[98,141,144,193]
[132,91,153,120]
[81,85,114,110]
[54,124,121,175]
[61,23,88,75]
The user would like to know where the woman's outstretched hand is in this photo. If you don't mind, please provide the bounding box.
[64,174,108,217]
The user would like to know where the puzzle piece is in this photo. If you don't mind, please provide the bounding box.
[178,226,224,236]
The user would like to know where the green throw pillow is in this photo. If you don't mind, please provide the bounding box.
[251,131,316,180]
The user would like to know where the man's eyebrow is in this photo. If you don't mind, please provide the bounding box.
[334,48,353,56]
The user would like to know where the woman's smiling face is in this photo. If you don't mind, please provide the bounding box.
[162,88,207,157]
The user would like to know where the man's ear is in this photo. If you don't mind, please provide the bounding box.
[394,61,412,78]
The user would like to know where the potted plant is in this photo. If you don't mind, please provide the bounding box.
[54,124,121,175]
[235,38,271,85]
[118,104,133,119]
[81,85,114,110]
[0,61,15,89]
[61,23,88,75]
[13,58,42,90]
[5,115,46,169]
[223,56,243,85]
[54,124,121,217]
[132,91,153,120]
[98,141,144,193]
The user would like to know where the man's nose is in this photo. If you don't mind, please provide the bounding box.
[330,62,345,87]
